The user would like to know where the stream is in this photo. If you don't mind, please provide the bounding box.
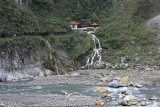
[0,83,160,107]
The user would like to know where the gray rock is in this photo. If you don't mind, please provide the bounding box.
[145,68,152,71]
[124,63,129,68]
[122,95,138,106]
[119,63,125,68]
[109,80,123,88]
[105,62,112,68]
[146,15,160,31]
[121,56,131,63]
[44,70,52,76]
[130,41,135,44]
[15,0,29,7]
[135,83,144,88]
[93,62,106,69]
[56,49,70,66]
[157,47,160,54]
[135,57,140,62]
[146,15,160,44]
[114,63,119,68]
[153,66,159,70]
[121,57,126,63]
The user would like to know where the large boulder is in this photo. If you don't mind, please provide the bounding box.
[105,62,112,69]
[146,15,160,45]
[121,56,131,63]
[109,80,123,88]
[122,95,139,106]
[93,62,106,69]
[135,57,140,62]
[146,15,160,31]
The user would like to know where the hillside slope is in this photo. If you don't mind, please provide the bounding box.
[1,0,160,69]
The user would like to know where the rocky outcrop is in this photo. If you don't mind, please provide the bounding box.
[146,15,160,45]
[0,44,77,82]
[146,15,160,31]
[121,56,131,63]
[93,62,106,69]
[15,0,29,7]
[0,50,51,81]
[55,48,76,74]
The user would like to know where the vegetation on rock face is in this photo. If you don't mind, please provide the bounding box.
[0,36,47,52]
[1,0,160,65]
[0,34,92,72]
[49,34,92,61]
[94,0,160,64]
[0,0,112,36]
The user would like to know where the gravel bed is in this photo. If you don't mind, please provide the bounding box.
[0,69,160,106]
[25,69,160,86]
[0,93,97,106]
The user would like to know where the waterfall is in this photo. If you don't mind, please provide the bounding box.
[46,41,59,75]
[82,33,102,69]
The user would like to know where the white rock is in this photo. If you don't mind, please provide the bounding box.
[122,95,138,106]
[145,68,152,71]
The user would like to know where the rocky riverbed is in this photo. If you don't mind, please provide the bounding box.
[27,69,160,86]
[0,69,160,106]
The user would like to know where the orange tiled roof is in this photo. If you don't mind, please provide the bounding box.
[70,21,79,25]
[91,22,98,26]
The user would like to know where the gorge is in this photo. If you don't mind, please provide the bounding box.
[1,0,160,106]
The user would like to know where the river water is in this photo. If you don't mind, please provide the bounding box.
[0,83,159,107]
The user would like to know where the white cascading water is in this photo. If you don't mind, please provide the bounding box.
[82,34,102,69]
[46,41,59,75]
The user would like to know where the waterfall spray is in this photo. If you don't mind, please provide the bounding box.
[82,33,102,69]
[46,41,59,75]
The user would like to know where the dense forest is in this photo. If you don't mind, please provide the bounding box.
[1,0,160,64]
[0,0,112,37]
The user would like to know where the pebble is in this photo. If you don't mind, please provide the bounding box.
[149,97,154,100]
[102,93,108,97]
[95,88,107,92]
[141,101,147,106]
[121,90,126,94]
[93,100,104,105]
[118,102,122,105]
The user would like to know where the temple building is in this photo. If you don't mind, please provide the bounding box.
[70,21,99,32]
[91,22,99,31]
[80,25,88,31]
[70,21,79,29]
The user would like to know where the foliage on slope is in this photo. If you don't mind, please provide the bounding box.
[49,34,92,60]
[1,0,160,65]
[95,0,160,64]
[0,0,112,37]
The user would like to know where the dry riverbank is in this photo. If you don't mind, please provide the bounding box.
[22,69,160,86]
[0,69,160,106]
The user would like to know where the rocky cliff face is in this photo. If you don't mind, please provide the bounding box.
[0,37,78,82]
[15,0,28,7]
[146,15,160,45]
[0,49,49,81]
